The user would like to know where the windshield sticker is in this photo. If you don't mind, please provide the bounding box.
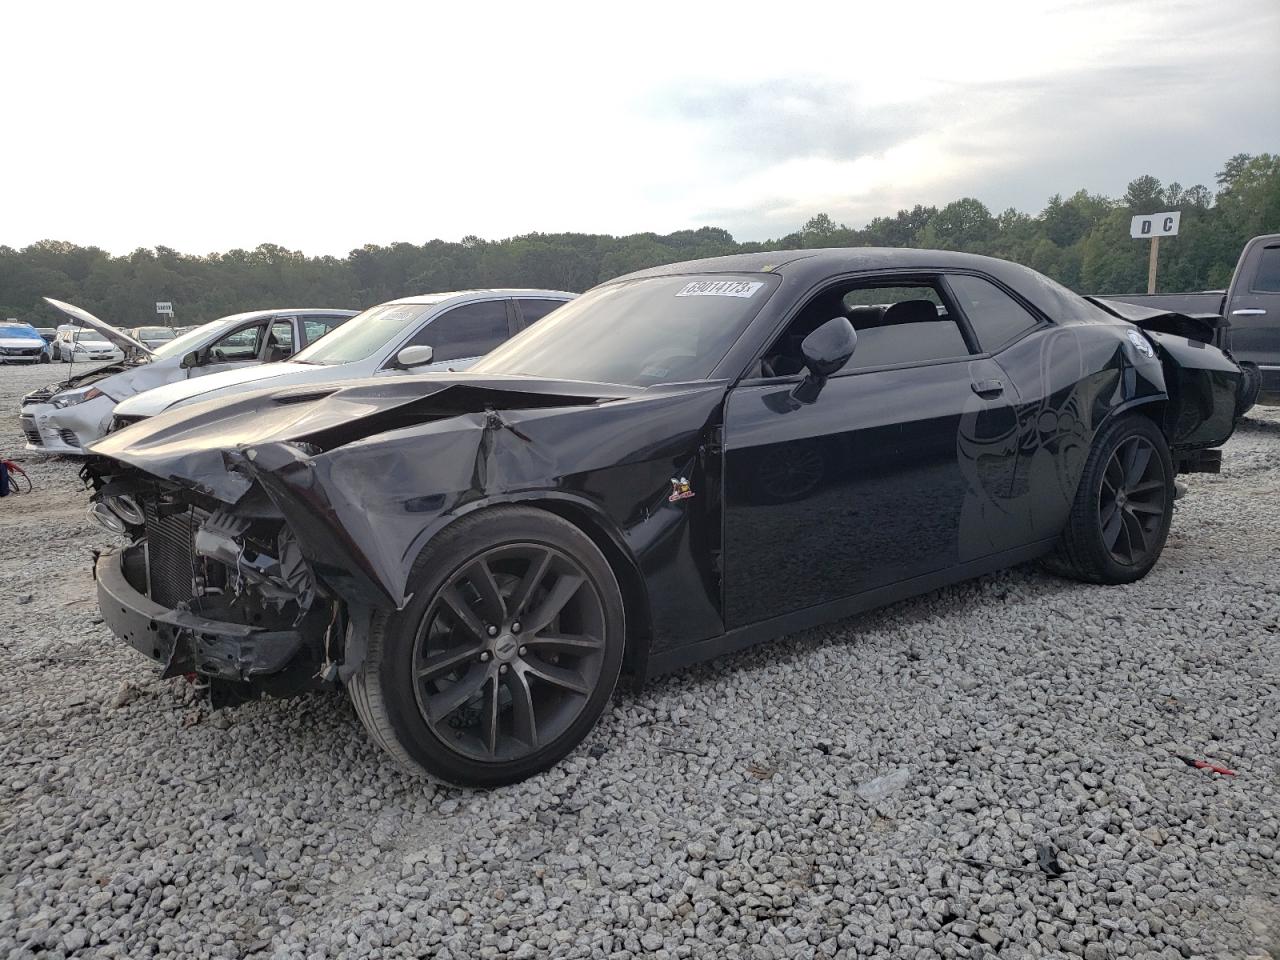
[382,308,421,323]
[675,280,764,299]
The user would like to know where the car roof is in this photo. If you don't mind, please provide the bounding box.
[216,308,360,322]
[612,247,1096,324]
[380,289,578,307]
[614,247,1028,282]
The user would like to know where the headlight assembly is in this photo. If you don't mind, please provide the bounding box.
[51,387,105,409]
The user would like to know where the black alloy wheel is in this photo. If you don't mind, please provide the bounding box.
[1098,435,1168,567]
[412,543,607,762]
[349,505,626,786]
[1043,413,1175,585]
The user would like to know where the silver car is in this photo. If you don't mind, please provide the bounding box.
[129,326,179,351]
[108,290,574,427]
[21,303,356,454]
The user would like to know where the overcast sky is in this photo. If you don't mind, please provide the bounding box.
[5,0,1277,255]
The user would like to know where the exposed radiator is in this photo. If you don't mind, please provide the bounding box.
[145,503,197,608]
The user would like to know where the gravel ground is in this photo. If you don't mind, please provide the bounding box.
[1,360,1278,960]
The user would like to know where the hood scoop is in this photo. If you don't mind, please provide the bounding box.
[273,388,340,406]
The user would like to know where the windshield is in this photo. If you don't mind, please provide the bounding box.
[0,325,41,340]
[470,274,779,386]
[149,319,229,360]
[74,331,110,344]
[290,301,439,365]
[137,327,175,340]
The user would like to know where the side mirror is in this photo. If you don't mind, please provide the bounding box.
[792,317,857,404]
[180,350,201,369]
[396,344,435,369]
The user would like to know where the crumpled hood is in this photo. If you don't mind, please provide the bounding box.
[44,298,152,356]
[88,373,638,501]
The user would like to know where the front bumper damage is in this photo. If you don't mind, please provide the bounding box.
[83,374,740,698]
[20,395,116,454]
[94,540,329,705]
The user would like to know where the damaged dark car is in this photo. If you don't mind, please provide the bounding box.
[83,249,1247,785]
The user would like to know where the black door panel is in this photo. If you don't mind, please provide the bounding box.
[722,357,1023,628]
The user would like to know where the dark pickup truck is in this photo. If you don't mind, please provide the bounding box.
[1098,233,1279,407]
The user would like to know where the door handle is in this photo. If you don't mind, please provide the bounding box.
[1231,308,1267,316]
[971,379,1004,398]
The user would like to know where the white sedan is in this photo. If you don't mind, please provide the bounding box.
[51,327,122,364]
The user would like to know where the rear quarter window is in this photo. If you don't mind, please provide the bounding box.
[516,298,566,327]
[947,274,1041,351]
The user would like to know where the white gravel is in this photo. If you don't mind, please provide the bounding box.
[2,360,1278,960]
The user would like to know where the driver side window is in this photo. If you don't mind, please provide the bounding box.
[760,279,972,377]
[403,300,510,363]
[209,323,266,362]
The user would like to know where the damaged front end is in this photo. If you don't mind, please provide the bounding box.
[81,374,660,707]
[87,468,337,707]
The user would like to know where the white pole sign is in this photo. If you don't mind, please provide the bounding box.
[1131,211,1181,294]
[155,301,174,316]
[1130,212,1181,239]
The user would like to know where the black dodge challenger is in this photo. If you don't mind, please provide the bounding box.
[84,249,1246,785]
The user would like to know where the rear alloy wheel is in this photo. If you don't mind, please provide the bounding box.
[1044,414,1174,584]
[1098,435,1168,567]
[350,507,624,786]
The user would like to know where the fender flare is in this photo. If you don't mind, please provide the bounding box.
[397,489,656,679]
[1093,393,1168,441]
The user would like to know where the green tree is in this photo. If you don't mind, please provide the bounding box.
[1123,174,1165,212]
[2,151,1277,323]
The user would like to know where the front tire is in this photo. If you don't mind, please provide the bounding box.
[349,506,625,786]
[1044,414,1174,584]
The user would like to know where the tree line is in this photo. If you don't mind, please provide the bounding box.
[1,152,1275,327]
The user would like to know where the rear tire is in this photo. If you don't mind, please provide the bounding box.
[1235,361,1261,420]
[1043,414,1174,584]
[349,506,625,786]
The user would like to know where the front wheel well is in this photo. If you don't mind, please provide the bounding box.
[515,499,653,683]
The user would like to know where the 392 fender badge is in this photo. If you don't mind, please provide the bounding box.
[1126,330,1155,359]
[668,477,695,502]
